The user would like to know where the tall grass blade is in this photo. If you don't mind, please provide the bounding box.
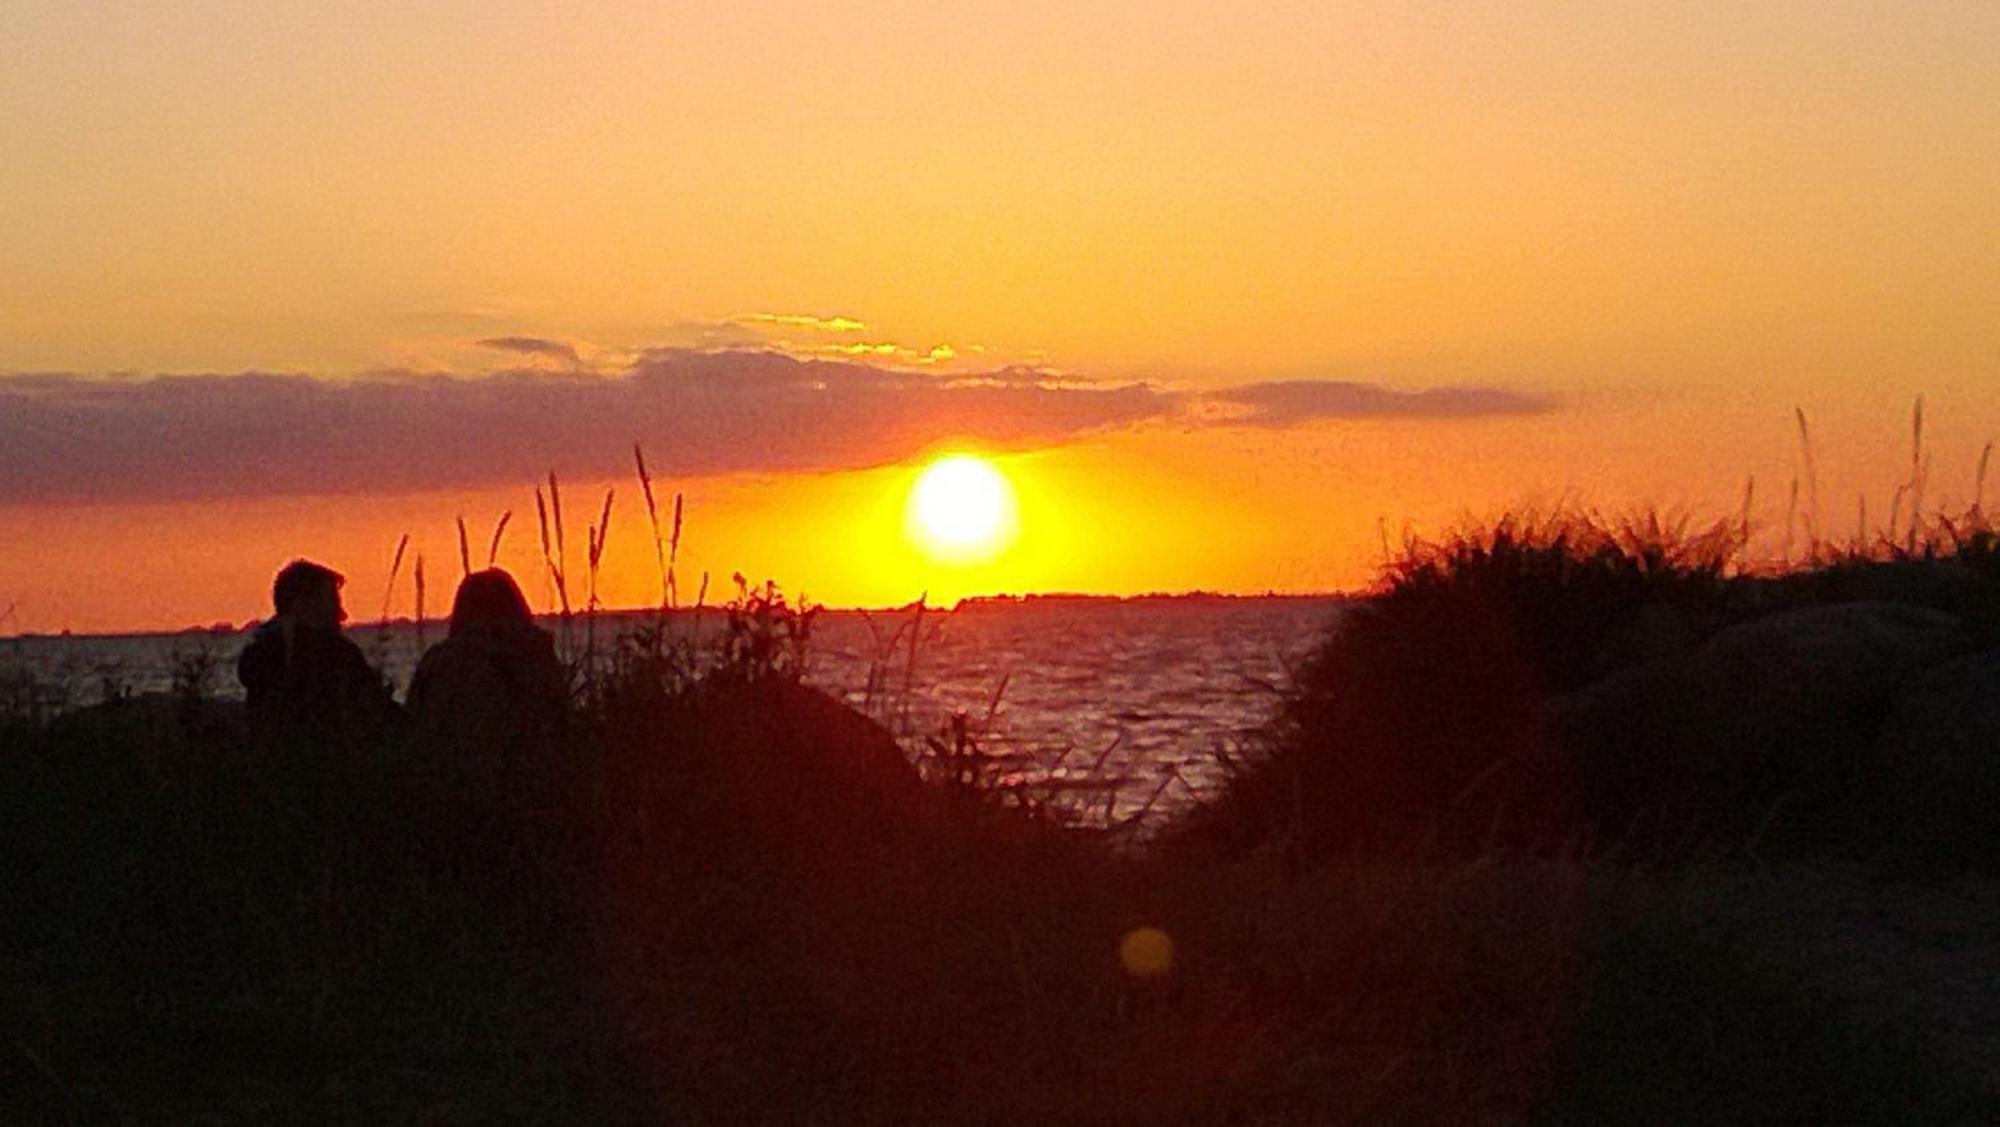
[593,489,614,564]
[1976,440,1993,518]
[586,488,614,612]
[548,472,567,591]
[1911,394,1926,484]
[535,489,551,569]
[635,443,669,609]
[1910,453,1934,556]
[456,517,471,578]
[1782,478,1798,566]
[1793,407,1820,555]
[668,493,685,609]
[1907,395,1926,555]
[1888,483,1908,553]
[535,488,553,604]
[586,528,601,610]
[380,533,410,624]
[984,672,1011,726]
[487,511,511,567]
[536,486,570,617]
[414,553,427,649]
[1736,476,1754,567]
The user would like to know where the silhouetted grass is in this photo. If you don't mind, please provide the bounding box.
[1173,507,1742,859]
[1175,492,1999,867]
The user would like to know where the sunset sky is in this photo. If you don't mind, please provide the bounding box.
[4,2,1997,634]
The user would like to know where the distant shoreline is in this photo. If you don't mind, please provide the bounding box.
[1,590,1354,644]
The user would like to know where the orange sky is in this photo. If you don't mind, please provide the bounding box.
[3,3,1997,634]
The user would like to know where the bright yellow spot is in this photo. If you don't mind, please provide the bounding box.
[906,455,1018,565]
[1119,926,1174,978]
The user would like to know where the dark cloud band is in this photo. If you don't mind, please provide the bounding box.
[0,353,1551,504]
[1209,380,1553,425]
[0,352,1167,503]
[474,336,582,367]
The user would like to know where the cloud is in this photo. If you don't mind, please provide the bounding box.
[0,355,1553,505]
[1206,380,1553,425]
[738,313,868,332]
[0,352,1174,504]
[658,319,773,351]
[474,336,582,368]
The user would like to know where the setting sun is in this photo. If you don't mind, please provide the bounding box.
[905,454,1019,565]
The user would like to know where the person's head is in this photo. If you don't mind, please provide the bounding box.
[272,559,346,628]
[450,569,535,636]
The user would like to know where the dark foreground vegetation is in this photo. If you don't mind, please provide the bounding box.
[4,510,1998,1122]
[1177,506,2000,869]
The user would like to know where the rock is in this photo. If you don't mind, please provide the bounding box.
[1551,601,1975,837]
[673,677,943,850]
[694,677,920,787]
[1686,601,1973,736]
[1886,649,2000,773]
[1879,649,2000,859]
[1782,559,2000,637]
[1588,602,1704,680]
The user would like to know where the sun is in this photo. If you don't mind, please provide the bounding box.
[906,454,1019,564]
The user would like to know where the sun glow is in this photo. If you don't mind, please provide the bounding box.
[906,454,1018,564]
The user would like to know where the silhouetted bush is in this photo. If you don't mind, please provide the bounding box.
[1174,510,1732,857]
[1177,505,2000,864]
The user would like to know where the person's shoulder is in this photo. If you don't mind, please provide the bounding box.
[239,619,283,648]
[325,630,380,671]
[326,631,398,709]
[466,621,558,663]
[410,635,464,678]
[527,625,558,659]
[236,621,283,669]
[516,627,562,678]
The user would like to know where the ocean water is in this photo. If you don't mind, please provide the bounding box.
[2,597,1345,827]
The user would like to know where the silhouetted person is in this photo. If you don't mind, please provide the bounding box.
[406,572,582,1028]
[237,559,397,738]
[407,569,566,767]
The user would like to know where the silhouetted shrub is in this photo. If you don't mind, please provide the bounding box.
[1175,510,1736,857]
[1178,505,2000,863]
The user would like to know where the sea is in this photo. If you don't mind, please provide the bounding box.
[1,596,1346,828]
